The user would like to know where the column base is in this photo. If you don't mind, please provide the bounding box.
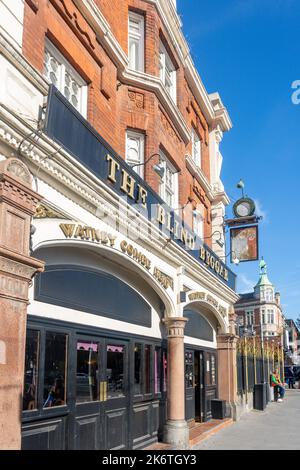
[163,420,189,449]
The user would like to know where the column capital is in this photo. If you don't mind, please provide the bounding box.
[163,316,188,338]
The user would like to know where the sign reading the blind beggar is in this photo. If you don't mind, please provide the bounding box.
[45,86,235,290]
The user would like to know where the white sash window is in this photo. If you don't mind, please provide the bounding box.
[159,151,178,208]
[159,41,177,103]
[191,128,201,168]
[128,12,144,72]
[126,130,145,178]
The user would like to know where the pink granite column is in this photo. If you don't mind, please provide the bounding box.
[217,309,239,420]
[0,158,44,449]
[163,317,189,448]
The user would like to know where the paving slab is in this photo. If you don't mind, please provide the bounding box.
[193,389,300,450]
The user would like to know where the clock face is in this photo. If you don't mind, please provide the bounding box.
[233,198,255,218]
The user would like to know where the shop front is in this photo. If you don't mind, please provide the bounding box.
[22,242,171,450]
[17,86,238,450]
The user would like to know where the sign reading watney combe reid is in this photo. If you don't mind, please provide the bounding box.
[44,86,236,290]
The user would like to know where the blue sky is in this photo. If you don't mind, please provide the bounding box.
[177,0,300,321]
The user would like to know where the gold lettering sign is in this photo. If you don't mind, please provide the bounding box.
[153,267,174,290]
[188,291,227,318]
[60,224,116,247]
[198,246,228,282]
[120,240,151,270]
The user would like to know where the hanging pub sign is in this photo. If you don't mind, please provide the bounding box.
[230,225,259,262]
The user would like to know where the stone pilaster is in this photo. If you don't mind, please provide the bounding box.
[217,311,239,420]
[0,158,44,449]
[163,316,189,448]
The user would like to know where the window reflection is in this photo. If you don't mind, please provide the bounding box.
[163,350,167,392]
[107,345,124,398]
[144,345,151,394]
[154,347,161,394]
[76,341,99,403]
[43,332,67,408]
[23,330,39,411]
[134,343,142,395]
[185,352,194,389]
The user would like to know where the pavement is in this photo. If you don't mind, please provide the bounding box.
[192,389,300,450]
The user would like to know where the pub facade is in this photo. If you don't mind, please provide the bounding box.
[0,0,239,449]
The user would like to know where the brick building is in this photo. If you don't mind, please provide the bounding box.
[235,259,285,342]
[0,0,238,450]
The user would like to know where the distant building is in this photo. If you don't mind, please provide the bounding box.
[235,259,285,342]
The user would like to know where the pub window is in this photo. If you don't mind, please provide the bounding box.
[159,40,177,103]
[44,39,88,117]
[144,345,151,394]
[23,330,39,411]
[128,11,144,72]
[43,332,68,408]
[154,347,161,394]
[107,344,125,398]
[134,343,142,395]
[185,352,194,389]
[126,130,145,178]
[76,340,99,403]
[159,150,178,209]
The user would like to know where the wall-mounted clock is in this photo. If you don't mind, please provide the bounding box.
[233,197,256,218]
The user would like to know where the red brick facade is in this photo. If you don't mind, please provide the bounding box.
[23,0,216,243]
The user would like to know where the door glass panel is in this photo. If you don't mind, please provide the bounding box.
[185,351,194,388]
[154,347,161,394]
[134,343,142,395]
[23,329,39,411]
[76,341,99,403]
[163,350,167,392]
[107,344,125,398]
[211,354,216,385]
[144,345,151,394]
[43,332,67,408]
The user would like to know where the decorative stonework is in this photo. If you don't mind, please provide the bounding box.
[159,109,181,145]
[163,317,188,338]
[34,204,67,219]
[6,159,31,185]
[50,0,96,51]
[128,90,144,109]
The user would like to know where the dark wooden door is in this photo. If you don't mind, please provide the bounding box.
[102,339,129,450]
[185,350,195,422]
[72,336,103,450]
[71,336,129,450]
[195,351,205,422]
[203,351,217,421]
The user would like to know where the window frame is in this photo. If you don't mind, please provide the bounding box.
[193,208,204,240]
[44,38,88,118]
[128,11,145,73]
[191,127,201,168]
[159,40,177,103]
[125,130,145,178]
[159,150,178,209]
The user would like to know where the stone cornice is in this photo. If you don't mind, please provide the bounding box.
[122,70,190,143]
[0,106,237,304]
[185,155,230,205]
